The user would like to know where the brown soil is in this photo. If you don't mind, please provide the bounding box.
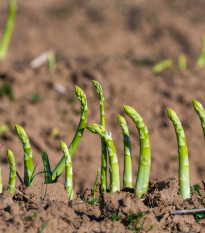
[1,0,205,232]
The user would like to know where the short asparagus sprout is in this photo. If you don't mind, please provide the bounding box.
[192,100,205,138]
[92,80,107,193]
[178,54,186,71]
[0,167,2,193]
[60,141,73,200]
[197,34,205,68]
[86,124,120,193]
[118,114,132,188]
[48,51,56,70]
[0,0,17,60]
[152,59,173,73]
[167,108,190,200]
[7,149,16,194]
[15,124,34,186]
[93,168,100,201]
[52,86,87,182]
[41,151,52,184]
[123,105,151,197]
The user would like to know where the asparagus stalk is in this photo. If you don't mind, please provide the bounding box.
[167,108,190,200]
[86,124,120,193]
[123,105,151,197]
[0,0,17,60]
[7,149,16,194]
[118,114,132,188]
[0,167,2,193]
[52,86,87,182]
[60,141,73,200]
[15,124,34,186]
[41,151,52,184]
[92,80,107,193]
[192,100,205,138]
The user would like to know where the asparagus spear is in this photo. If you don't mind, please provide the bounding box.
[0,0,17,60]
[60,141,73,200]
[92,80,107,193]
[7,149,16,194]
[52,86,87,182]
[118,114,132,188]
[93,168,100,200]
[41,151,52,184]
[192,100,205,138]
[197,34,205,68]
[0,167,2,193]
[123,105,151,197]
[167,108,190,200]
[15,124,34,186]
[86,124,120,193]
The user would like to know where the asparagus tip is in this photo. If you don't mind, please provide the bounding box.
[92,80,102,94]
[75,85,87,105]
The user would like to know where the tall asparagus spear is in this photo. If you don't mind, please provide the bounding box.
[123,106,151,197]
[15,124,34,186]
[86,124,120,193]
[118,114,132,188]
[7,149,16,194]
[60,141,73,200]
[0,0,17,60]
[52,86,87,182]
[167,108,190,200]
[192,100,205,138]
[92,80,107,193]
[41,151,52,184]
[0,167,2,193]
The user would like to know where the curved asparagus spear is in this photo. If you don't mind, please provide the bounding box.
[118,114,132,188]
[86,124,120,193]
[167,108,190,200]
[92,80,107,193]
[192,100,205,138]
[41,151,52,184]
[52,86,87,182]
[7,149,16,194]
[60,141,73,200]
[0,0,17,60]
[15,124,34,186]
[123,106,151,197]
[0,167,2,193]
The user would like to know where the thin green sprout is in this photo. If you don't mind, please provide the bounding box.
[7,149,16,194]
[123,106,151,197]
[178,54,186,71]
[60,141,73,200]
[118,114,132,188]
[48,51,56,70]
[41,151,52,184]
[93,168,100,201]
[167,108,190,200]
[0,0,17,60]
[15,124,34,186]
[86,124,120,193]
[152,59,173,73]
[92,80,107,193]
[197,34,205,68]
[52,86,87,182]
[192,100,205,138]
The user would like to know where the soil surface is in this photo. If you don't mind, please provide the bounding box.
[1,0,205,232]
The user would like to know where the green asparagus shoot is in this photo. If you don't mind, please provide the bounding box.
[167,108,190,200]
[41,151,52,184]
[197,34,205,68]
[7,149,16,194]
[0,0,17,60]
[92,80,107,193]
[52,86,87,182]
[0,167,2,193]
[86,124,120,193]
[60,141,73,200]
[152,59,173,73]
[192,100,205,138]
[93,168,100,201]
[15,124,34,186]
[0,124,9,136]
[48,51,56,70]
[118,114,132,188]
[123,105,151,197]
[178,54,186,71]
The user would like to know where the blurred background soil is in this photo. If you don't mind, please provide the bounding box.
[0,0,205,193]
